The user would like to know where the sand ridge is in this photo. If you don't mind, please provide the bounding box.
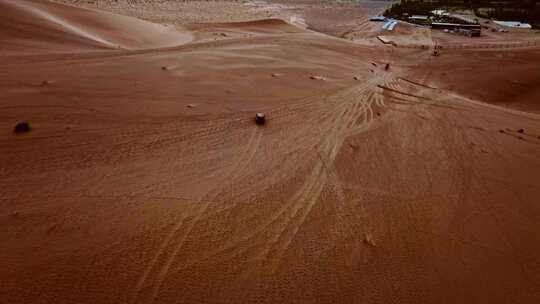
[0,0,193,54]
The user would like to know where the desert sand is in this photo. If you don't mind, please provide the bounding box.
[1,1,540,303]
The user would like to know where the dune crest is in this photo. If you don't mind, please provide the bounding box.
[0,0,192,54]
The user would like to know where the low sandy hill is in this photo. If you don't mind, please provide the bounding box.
[0,0,192,55]
[187,18,306,34]
[418,47,540,113]
[186,18,308,41]
[303,6,377,38]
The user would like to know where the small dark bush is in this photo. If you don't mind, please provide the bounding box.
[13,122,31,134]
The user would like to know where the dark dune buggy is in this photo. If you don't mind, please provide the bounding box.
[255,113,266,125]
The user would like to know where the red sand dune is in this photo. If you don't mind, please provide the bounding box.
[0,0,192,54]
[1,1,540,304]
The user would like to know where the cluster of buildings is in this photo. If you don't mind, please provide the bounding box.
[371,8,532,38]
[369,16,398,31]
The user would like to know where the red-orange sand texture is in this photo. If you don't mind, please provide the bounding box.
[1,1,540,303]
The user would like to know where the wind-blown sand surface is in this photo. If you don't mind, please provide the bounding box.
[1,1,540,303]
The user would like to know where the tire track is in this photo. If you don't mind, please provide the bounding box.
[257,75,394,281]
[130,127,262,304]
[130,73,396,302]
[163,77,392,275]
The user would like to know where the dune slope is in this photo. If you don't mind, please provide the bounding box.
[1,1,540,304]
[0,0,192,54]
